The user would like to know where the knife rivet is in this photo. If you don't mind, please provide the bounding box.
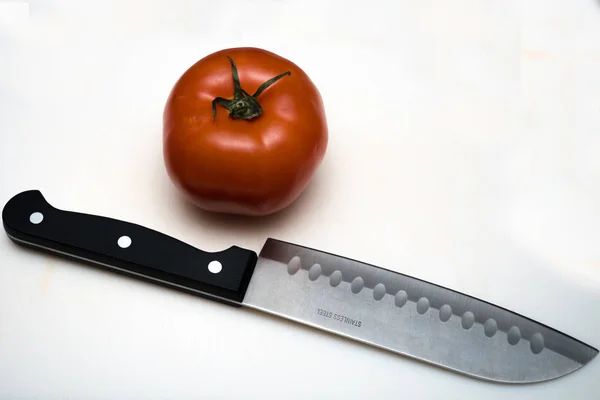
[29,212,43,224]
[117,235,132,248]
[208,260,222,274]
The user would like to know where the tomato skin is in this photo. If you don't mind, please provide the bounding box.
[162,47,328,216]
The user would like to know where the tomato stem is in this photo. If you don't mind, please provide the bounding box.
[212,56,291,121]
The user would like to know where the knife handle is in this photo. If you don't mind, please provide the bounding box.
[2,190,258,305]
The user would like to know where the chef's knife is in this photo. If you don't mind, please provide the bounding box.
[2,190,597,383]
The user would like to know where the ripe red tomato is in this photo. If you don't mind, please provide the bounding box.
[162,47,328,216]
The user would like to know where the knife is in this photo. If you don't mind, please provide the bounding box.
[2,189,597,383]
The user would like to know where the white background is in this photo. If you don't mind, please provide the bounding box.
[1,0,600,398]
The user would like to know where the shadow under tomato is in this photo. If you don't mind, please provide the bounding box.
[167,169,329,249]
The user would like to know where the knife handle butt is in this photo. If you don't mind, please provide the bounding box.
[2,190,257,305]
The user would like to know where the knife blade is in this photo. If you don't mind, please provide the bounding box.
[2,190,597,383]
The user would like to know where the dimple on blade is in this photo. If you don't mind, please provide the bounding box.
[242,239,598,383]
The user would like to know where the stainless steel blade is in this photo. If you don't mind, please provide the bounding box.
[242,239,597,383]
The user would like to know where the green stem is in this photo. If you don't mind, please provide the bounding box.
[252,71,291,98]
[212,56,291,121]
[228,56,243,96]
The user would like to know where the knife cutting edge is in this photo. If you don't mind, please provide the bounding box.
[2,190,597,383]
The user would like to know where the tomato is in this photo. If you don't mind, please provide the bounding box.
[162,47,328,216]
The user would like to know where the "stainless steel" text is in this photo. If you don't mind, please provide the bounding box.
[316,308,362,327]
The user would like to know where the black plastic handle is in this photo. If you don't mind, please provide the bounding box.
[2,190,258,306]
